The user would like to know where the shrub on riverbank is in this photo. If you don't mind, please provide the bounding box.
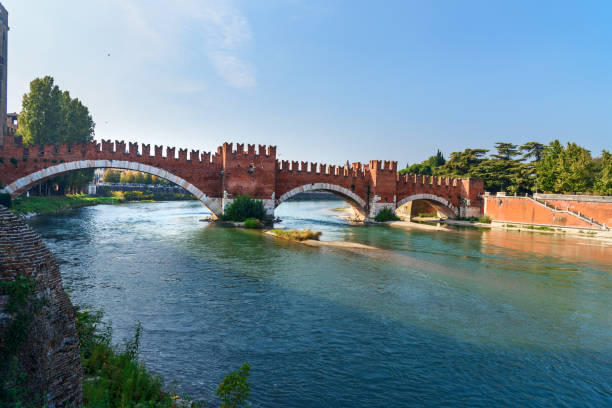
[374,208,400,222]
[221,195,266,222]
[268,229,322,241]
[11,194,118,216]
[76,307,205,407]
[478,215,492,224]
[216,363,251,408]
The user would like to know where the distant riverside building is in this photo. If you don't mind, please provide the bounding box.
[0,3,7,146]
[6,111,17,134]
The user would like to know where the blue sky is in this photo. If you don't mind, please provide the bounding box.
[4,0,611,166]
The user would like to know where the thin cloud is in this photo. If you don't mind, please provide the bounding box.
[209,53,256,88]
[110,0,256,88]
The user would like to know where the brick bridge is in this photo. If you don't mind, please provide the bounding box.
[0,137,484,219]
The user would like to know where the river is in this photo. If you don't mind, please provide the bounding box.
[27,200,612,407]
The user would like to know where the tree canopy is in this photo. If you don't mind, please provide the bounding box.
[17,76,95,146]
[399,140,610,195]
[16,76,96,194]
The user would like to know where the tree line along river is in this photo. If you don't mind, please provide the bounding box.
[27,200,612,407]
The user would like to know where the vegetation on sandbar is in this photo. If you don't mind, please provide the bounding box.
[268,229,322,241]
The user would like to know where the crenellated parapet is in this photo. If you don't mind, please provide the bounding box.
[0,137,484,219]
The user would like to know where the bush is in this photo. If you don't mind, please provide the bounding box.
[374,207,399,222]
[9,157,18,167]
[216,363,251,408]
[222,195,266,222]
[477,215,492,223]
[0,193,12,208]
[76,307,205,407]
[244,218,261,229]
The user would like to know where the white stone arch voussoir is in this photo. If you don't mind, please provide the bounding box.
[396,193,458,217]
[4,159,218,216]
[276,183,367,212]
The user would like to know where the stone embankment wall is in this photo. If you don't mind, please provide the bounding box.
[534,194,612,227]
[0,206,82,407]
[484,196,605,229]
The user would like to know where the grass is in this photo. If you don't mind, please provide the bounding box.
[11,194,119,216]
[417,212,437,218]
[268,228,322,241]
[523,225,555,231]
[76,306,205,408]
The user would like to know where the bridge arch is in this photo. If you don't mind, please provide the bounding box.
[276,183,368,218]
[396,193,458,219]
[2,159,222,217]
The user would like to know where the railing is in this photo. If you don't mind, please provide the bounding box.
[526,196,607,230]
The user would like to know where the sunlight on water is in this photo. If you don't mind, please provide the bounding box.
[28,200,612,407]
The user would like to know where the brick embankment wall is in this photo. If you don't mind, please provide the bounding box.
[484,196,598,229]
[0,206,82,407]
[534,194,612,227]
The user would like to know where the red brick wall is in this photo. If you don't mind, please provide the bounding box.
[0,206,82,407]
[484,196,597,229]
[538,198,612,227]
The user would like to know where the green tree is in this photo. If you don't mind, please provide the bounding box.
[17,76,96,194]
[536,140,593,193]
[102,169,121,183]
[492,142,519,161]
[520,142,546,162]
[593,150,612,195]
[58,91,95,144]
[436,148,488,177]
[399,150,446,175]
[16,76,63,146]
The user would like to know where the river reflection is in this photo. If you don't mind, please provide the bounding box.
[28,200,612,407]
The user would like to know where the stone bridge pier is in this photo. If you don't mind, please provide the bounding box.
[0,138,485,220]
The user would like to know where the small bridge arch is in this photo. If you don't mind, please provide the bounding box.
[396,193,458,219]
[276,182,368,217]
[3,159,222,217]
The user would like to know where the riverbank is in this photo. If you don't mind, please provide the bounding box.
[10,193,196,218]
[76,306,206,408]
[11,194,120,218]
[387,217,612,243]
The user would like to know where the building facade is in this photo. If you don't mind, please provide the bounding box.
[0,3,7,146]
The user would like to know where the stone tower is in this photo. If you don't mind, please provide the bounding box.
[0,2,7,146]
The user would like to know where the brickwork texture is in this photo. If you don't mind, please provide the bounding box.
[0,206,82,407]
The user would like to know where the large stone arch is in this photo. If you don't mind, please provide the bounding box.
[396,193,458,218]
[2,159,222,217]
[276,183,368,217]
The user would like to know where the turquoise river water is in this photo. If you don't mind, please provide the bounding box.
[28,200,612,407]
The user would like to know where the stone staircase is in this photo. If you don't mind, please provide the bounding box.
[528,196,607,230]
